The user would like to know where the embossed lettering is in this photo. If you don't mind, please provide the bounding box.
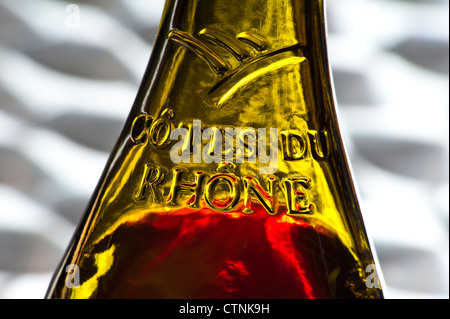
[130,108,175,149]
[150,118,173,149]
[283,177,314,215]
[242,176,278,215]
[281,129,331,161]
[131,113,153,144]
[281,130,307,161]
[136,164,165,202]
[308,129,330,159]
[166,168,206,208]
[136,164,316,217]
[204,173,240,212]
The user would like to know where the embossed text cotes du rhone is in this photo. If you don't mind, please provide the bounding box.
[129,106,330,217]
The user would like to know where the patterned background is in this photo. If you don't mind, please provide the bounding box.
[0,0,448,299]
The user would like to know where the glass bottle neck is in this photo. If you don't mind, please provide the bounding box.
[140,0,329,114]
[163,0,311,52]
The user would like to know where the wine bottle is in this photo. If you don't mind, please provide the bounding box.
[46,0,384,299]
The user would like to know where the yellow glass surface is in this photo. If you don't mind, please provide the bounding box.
[46,0,384,299]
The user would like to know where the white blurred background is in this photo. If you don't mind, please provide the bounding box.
[0,0,448,299]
